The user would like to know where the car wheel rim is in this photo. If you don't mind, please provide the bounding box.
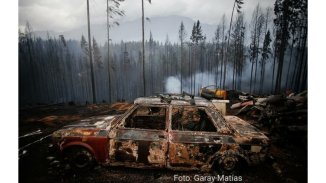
[222,156,237,171]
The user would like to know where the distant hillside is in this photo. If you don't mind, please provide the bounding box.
[34,15,218,44]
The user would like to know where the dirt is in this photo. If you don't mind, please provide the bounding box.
[19,103,307,183]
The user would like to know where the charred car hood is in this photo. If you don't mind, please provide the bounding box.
[53,115,119,137]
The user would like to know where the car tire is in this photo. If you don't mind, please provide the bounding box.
[65,147,94,171]
[219,154,239,172]
[213,150,240,173]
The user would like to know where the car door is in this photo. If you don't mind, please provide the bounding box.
[108,105,168,168]
[168,105,229,170]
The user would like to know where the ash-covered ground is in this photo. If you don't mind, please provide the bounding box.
[19,101,307,183]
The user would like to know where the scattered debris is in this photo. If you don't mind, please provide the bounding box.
[19,129,42,138]
[229,91,307,139]
[19,134,52,154]
[199,85,227,100]
[211,99,229,115]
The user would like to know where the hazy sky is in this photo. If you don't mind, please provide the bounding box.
[19,0,274,32]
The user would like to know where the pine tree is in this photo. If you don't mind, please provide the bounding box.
[190,20,205,45]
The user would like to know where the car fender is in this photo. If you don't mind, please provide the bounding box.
[61,141,98,161]
[209,144,249,167]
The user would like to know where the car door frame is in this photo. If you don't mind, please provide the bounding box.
[108,104,169,168]
[166,105,231,171]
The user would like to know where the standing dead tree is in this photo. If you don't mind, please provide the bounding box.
[219,15,226,89]
[223,0,244,89]
[86,0,96,103]
[214,25,221,88]
[259,30,272,94]
[179,21,187,93]
[273,0,306,93]
[190,20,206,94]
[107,0,125,103]
[230,13,246,91]
[141,0,152,96]
[248,4,264,94]
[258,7,272,94]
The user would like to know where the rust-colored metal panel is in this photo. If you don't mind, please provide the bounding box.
[60,136,108,163]
[168,131,227,169]
[109,128,168,167]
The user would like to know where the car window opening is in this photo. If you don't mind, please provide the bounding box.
[125,106,166,130]
[172,106,217,132]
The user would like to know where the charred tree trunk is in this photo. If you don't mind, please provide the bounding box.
[142,0,146,96]
[86,0,96,103]
[285,38,295,90]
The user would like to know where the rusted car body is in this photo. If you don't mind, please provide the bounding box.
[52,95,269,172]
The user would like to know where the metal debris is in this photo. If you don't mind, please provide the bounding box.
[19,129,42,138]
[230,91,307,142]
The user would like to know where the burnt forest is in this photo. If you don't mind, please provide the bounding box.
[19,0,307,183]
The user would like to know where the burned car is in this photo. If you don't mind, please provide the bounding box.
[52,94,269,172]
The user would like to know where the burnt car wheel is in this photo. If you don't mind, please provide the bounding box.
[213,150,240,172]
[65,147,94,171]
[219,154,239,171]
